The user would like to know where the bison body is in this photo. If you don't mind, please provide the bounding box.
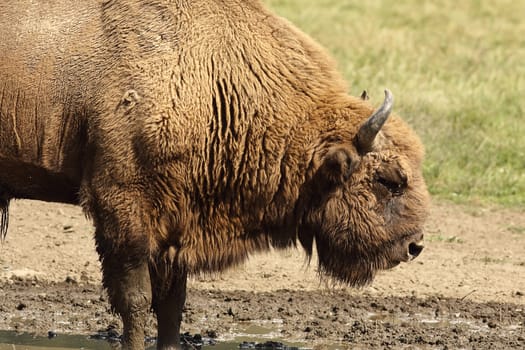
[0,1,429,349]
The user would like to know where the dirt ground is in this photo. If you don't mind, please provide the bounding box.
[0,200,524,349]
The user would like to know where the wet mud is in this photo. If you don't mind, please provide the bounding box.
[0,280,523,349]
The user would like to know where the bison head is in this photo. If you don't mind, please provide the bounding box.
[298,90,429,286]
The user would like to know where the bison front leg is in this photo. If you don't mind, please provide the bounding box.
[98,245,152,350]
[153,266,187,350]
[93,201,153,350]
[109,260,152,350]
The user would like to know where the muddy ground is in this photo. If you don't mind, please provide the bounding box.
[0,200,524,349]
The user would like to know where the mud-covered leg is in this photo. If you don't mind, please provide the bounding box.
[102,261,152,349]
[91,193,154,350]
[99,247,152,350]
[154,267,187,350]
[119,262,152,350]
[100,252,152,350]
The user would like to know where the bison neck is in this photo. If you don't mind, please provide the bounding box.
[161,105,343,274]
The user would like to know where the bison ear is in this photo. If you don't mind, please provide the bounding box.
[319,146,356,186]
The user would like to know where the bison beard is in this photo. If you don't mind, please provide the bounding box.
[0,0,429,349]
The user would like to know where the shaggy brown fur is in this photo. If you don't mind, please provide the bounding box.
[0,1,429,349]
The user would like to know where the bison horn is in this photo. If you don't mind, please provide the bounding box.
[355,89,393,153]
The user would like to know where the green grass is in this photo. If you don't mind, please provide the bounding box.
[426,234,465,244]
[266,0,525,206]
[480,256,507,265]
[508,225,525,235]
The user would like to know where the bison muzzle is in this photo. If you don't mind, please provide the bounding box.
[0,0,430,349]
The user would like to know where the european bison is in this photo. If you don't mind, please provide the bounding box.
[0,0,429,349]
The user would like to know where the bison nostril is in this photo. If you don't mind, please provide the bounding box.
[408,242,424,258]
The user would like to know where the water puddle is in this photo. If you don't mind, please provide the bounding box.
[2,313,521,349]
[0,330,118,349]
[0,330,307,350]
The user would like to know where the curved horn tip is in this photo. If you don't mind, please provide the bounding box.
[383,89,394,107]
[355,88,395,153]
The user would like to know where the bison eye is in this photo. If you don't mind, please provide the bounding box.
[377,174,407,196]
